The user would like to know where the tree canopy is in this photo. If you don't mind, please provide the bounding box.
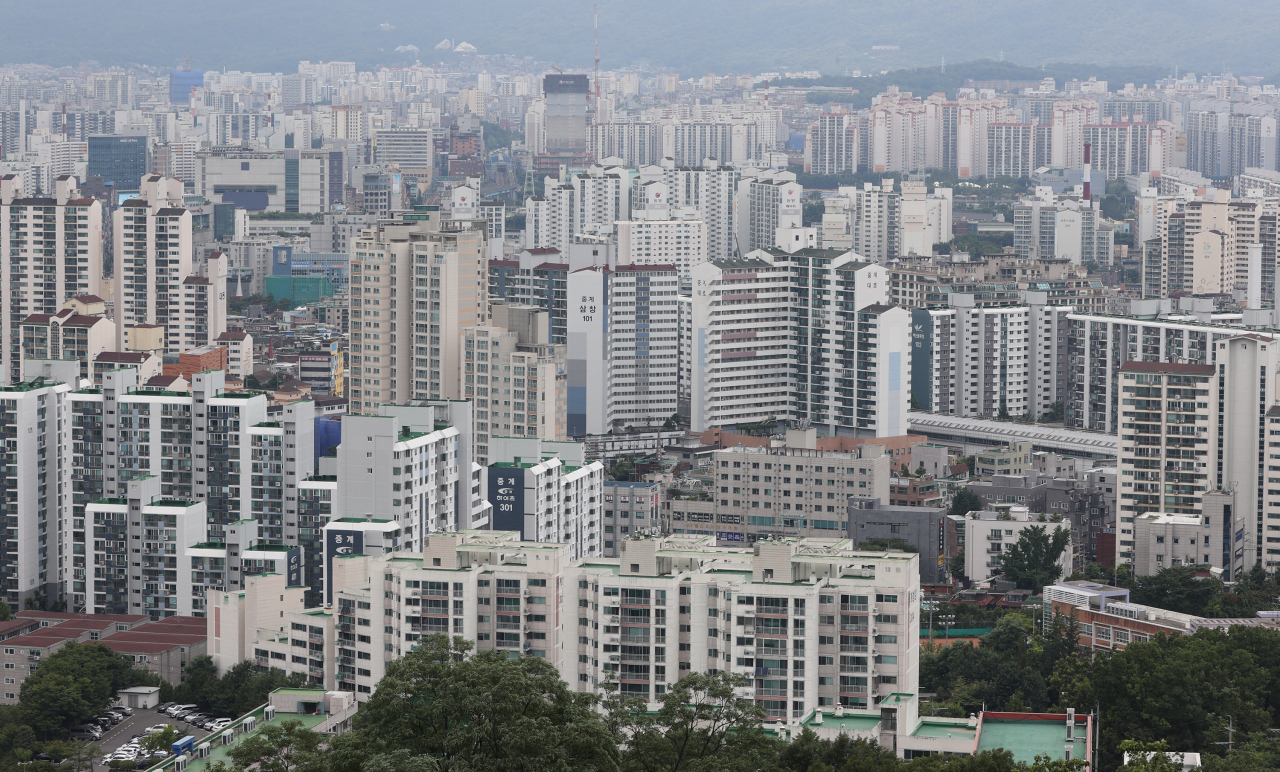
[997,525,1071,590]
[949,487,983,518]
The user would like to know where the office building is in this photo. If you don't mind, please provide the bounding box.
[543,74,590,155]
[0,175,103,384]
[87,135,148,193]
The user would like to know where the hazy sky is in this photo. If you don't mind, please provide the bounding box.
[4,0,1277,75]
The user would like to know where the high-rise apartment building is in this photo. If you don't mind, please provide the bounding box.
[736,169,802,255]
[1012,189,1112,265]
[463,304,567,465]
[0,175,103,384]
[804,113,857,175]
[348,208,487,414]
[617,179,708,275]
[847,181,902,263]
[688,247,902,437]
[567,264,681,436]
[483,436,604,560]
[113,174,193,354]
[634,159,737,262]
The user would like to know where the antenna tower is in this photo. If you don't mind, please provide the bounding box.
[593,5,601,110]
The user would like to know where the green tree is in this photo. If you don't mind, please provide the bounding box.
[332,634,616,772]
[360,749,440,772]
[228,719,325,772]
[1117,740,1182,772]
[949,487,982,518]
[1128,567,1222,616]
[778,729,900,772]
[0,599,12,621]
[143,726,183,754]
[613,671,779,772]
[18,642,156,736]
[997,525,1071,590]
[950,548,966,580]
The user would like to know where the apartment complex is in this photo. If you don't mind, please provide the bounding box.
[112,175,195,354]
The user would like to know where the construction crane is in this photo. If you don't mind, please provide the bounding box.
[181,41,191,71]
[549,65,564,74]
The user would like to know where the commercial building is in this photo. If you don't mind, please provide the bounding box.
[543,74,590,155]
[194,148,332,213]
[87,135,148,193]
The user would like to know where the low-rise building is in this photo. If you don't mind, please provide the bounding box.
[961,505,1073,585]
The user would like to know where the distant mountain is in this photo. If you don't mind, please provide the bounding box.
[4,0,1277,76]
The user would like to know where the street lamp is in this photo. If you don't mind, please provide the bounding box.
[922,601,939,644]
[940,614,956,643]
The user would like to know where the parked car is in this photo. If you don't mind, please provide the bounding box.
[155,702,173,713]
[111,705,134,716]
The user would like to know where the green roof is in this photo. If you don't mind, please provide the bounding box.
[911,719,977,739]
[976,717,1085,764]
[0,380,63,392]
[167,703,327,772]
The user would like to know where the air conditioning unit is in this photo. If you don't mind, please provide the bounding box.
[523,589,531,597]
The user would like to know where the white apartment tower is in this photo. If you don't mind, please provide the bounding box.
[349,208,487,415]
[113,174,194,353]
[634,159,737,262]
[736,169,802,255]
[567,264,681,435]
[0,175,103,383]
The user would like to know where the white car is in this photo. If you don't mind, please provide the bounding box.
[144,725,170,735]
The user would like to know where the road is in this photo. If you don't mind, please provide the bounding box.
[87,706,213,761]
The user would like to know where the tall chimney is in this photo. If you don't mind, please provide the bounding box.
[1083,143,1092,202]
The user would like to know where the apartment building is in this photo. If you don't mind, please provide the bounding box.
[113,175,195,354]
[1064,306,1244,433]
[20,305,115,382]
[483,436,603,560]
[567,264,681,436]
[462,306,567,465]
[1012,189,1112,265]
[633,159,737,262]
[174,253,228,352]
[664,442,891,543]
[601,480,661,557]
[911,299,1049,420]
[736,168,802,255]
[0,377,73,609]
[618,179,708,275]
[0,174,103,384]
[688,248,901,437]
[218,529,921,725]
[348,208,487,414]
[888,254,1111,313]
[962,505,1073,584]
[804,113,857,175]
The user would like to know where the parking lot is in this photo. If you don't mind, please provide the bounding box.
[87,707,212,761]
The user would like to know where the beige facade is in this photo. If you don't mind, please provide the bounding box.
[349,210,487,414]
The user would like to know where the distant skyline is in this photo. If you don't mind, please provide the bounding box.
[4,0,1280,77]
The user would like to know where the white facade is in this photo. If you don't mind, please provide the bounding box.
[0,175,103,383]
[634,160,738,262]
[567,264,681,435]
[736,168,802,255]
[484,436,604,561]
[112,174,193,353]
[964,507,1073,585]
